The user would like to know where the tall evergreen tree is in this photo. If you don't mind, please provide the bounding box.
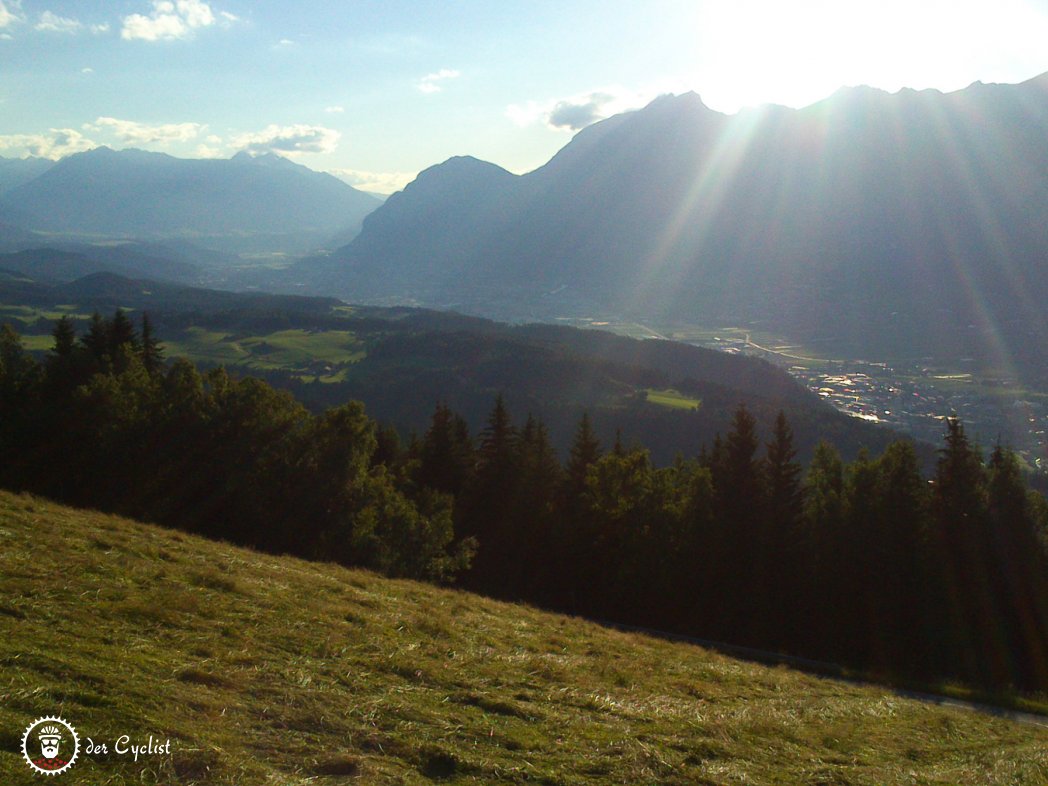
[463,394,520,588]
[986,445,1048,687]
[418,402,474,497]
[801,440,846,653]
[109,309,139,352]
[764,411,803,528]
[50,316,76,357]
[140,312,164,375]
[81,312,110,364]
[566,411,601,498]
[873,440,933,673]
[931,417,992,683]
[934,418,988,536]
[710,404,764,637]
[761,410,804,645]
[559,411,604,609]
[511,414,565,599]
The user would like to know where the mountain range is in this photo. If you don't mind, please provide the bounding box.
[0,148,381,254]
[294,73,1048,382]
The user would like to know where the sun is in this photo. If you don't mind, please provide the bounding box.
[689,0,1048,113]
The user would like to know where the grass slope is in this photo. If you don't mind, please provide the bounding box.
[1,491,1045,785]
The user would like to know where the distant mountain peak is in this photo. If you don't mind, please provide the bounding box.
[78,146,169,160]
[640,91,719,116]
[408,155,515,186]
[231,150,298,168]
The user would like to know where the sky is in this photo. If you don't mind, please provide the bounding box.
[1,0,1048,194]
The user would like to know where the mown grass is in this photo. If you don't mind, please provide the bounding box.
[645,388,702,411]
[1,490,1046,784]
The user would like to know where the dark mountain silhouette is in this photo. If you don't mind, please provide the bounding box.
[0,148,382,254]
[0,156,54,195]
[301,74,1048,380]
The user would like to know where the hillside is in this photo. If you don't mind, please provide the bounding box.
[293,74,1048,383]
[0,490,1045,785]
[0,272,908,465]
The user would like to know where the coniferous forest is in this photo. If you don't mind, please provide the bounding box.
[2,313,1048,695]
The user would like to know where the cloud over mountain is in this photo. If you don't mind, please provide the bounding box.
[0,128,96,159]
[86,117,205,145]
[507,87,652,131]
[232,124,340,156]
[547,93,614,130]
[328,167,415,195]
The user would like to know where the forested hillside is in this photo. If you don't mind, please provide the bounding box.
[2,314,1047,696]
[0,271,909,465]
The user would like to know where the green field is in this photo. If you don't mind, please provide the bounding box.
[1,490,1045,785]
[161,327,366,381]
[0,303,93,325]
[645,388,702,410]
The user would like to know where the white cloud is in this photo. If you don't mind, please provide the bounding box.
[195,142,223,158]
[32,10,108,34]
[0,128,96,159]
[35,11,81,33]
[328,168,416,195]
[81,67,94,74]
[0,0,24,29]
[324,105,345,114]
[231,124,340,156]
[85,116,205,145]
[121,0,224,42]
[507,87,653,131]
[417,68,460,94]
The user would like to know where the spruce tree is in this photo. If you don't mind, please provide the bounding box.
[50,316,76,357]
[140,312,164,375]
[512,414,565,598]
[931,417,991,683]
[82,312,110,364]
[764,410,803,547]
[762,410,804,645]
[566,411,601,497]
[463,395,520,589]
[109,309,140,367]
[418,402,474,497]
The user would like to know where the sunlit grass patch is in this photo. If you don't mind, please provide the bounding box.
[0,490,1045,784]
[645,387,702,410]
[163,326,366,376]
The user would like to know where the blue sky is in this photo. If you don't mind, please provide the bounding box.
[2,0,1048,193]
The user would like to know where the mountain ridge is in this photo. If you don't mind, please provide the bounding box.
[293,73,1048,382]
[0,147,383,254]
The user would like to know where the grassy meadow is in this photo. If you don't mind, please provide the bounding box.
[644,388,702,411]
[157,327,366,381]
[1,490,1046,784]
